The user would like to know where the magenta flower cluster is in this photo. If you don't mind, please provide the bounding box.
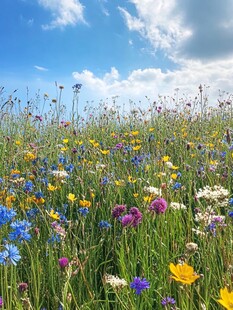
[121,207,142,227]
[148,198,168,214]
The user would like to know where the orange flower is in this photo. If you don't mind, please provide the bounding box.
[169,263,200,285]
[217,287,233,309]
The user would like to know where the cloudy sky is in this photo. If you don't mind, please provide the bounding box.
[1,0,233,112]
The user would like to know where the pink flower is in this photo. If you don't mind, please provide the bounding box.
[58,257,69,268]
[148,198,167,214]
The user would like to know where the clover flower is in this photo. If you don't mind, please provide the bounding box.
[148,198,168,214]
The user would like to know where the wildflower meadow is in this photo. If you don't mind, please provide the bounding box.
[0,84,233,309]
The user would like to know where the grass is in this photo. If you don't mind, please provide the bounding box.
[0,86,233,309]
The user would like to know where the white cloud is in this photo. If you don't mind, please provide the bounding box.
[38,0,86,30]
[118,0,191,51]
[73,59,233,105]
[34,65,48,71]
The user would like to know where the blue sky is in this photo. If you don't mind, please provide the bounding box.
[1,0,233,114]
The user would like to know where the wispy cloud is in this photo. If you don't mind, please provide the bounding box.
[38,0,87,30]
[34,65,48,71]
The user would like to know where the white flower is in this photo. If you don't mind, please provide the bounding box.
[143,186,161,196]
[170,202,187,210]
[104,274,127,288]
[165,161,173,169]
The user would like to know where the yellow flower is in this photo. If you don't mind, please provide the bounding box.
[162,156,170,162]
[6,195,16,208]
[93,142,100,147]
[133,193,139,198]
[172,165,179,170]
[133,145,141,151]
[61,147,68,151]
[67,193,77,203]
[131,131,139,136]
[100,150,110,155]
[47,183,58,191]
[75,140,83,145]
[79,199,91,207]
[49,209,60,220]
[169,263,200,285]
[24,152,36,162]
[171,173,178,180]
[128,176,137,184]
[115,180,125,186]
[149,127,155,132]
[217,287,233,309]
[63,139,69,144]
[143,195,153,203]
[15,140,21,145]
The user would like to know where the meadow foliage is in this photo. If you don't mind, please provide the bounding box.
[0,85,233,309]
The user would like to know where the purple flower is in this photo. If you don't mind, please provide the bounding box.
[161,296,176,307]
[112,204,126,218]
[122,214,134,227]
[148,198,167,214]
[18,282,28,293]
[58,257,69,268]
[121,207,142,227]
[0,296,3,308]
[130,277,150,295]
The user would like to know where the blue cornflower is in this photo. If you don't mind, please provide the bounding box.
[51,164,58,171]
[172,182,182,190]
[65,164,74,172]
[229,198,233,205]
[26,208,39,219]
[58,155,67,165]
[228,211,233,218]
[48,234,61,243]
[161,296,176,307]
[9,220,32,242]
[101,177,109,185]
[0,205,17,227]
[0,244,21,265]
[98,220,112,229]
[34,191,44,199]
[23,181,34,193]
[130,277,150,295]
[78,207,89,217]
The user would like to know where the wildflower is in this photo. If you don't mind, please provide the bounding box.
[104,274,127,289]
[130,277,150,295]
[0,244,21,265]
[0,296,3,308]
[9,220,32,242]
[18,282,28,293]
[78,207,89,217]
[162,156,170,162]
[112,204,126,218]
[99,220,112,229]
[161,296,176,307]
[100,150,110,155]
[47,183,58,191]
[24,152,36,162]
[0,205,17,227]
[49,209,60,220]
[148,198,168,214]
[58,257,69,268]
[79,199,91,207]
[186,242,198,253]
[170,202,186,210]
[217,287,233,309]
[122,207,142,227]
[67,193,77,203]
[143,186,161,197]
[169,262,200,285]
